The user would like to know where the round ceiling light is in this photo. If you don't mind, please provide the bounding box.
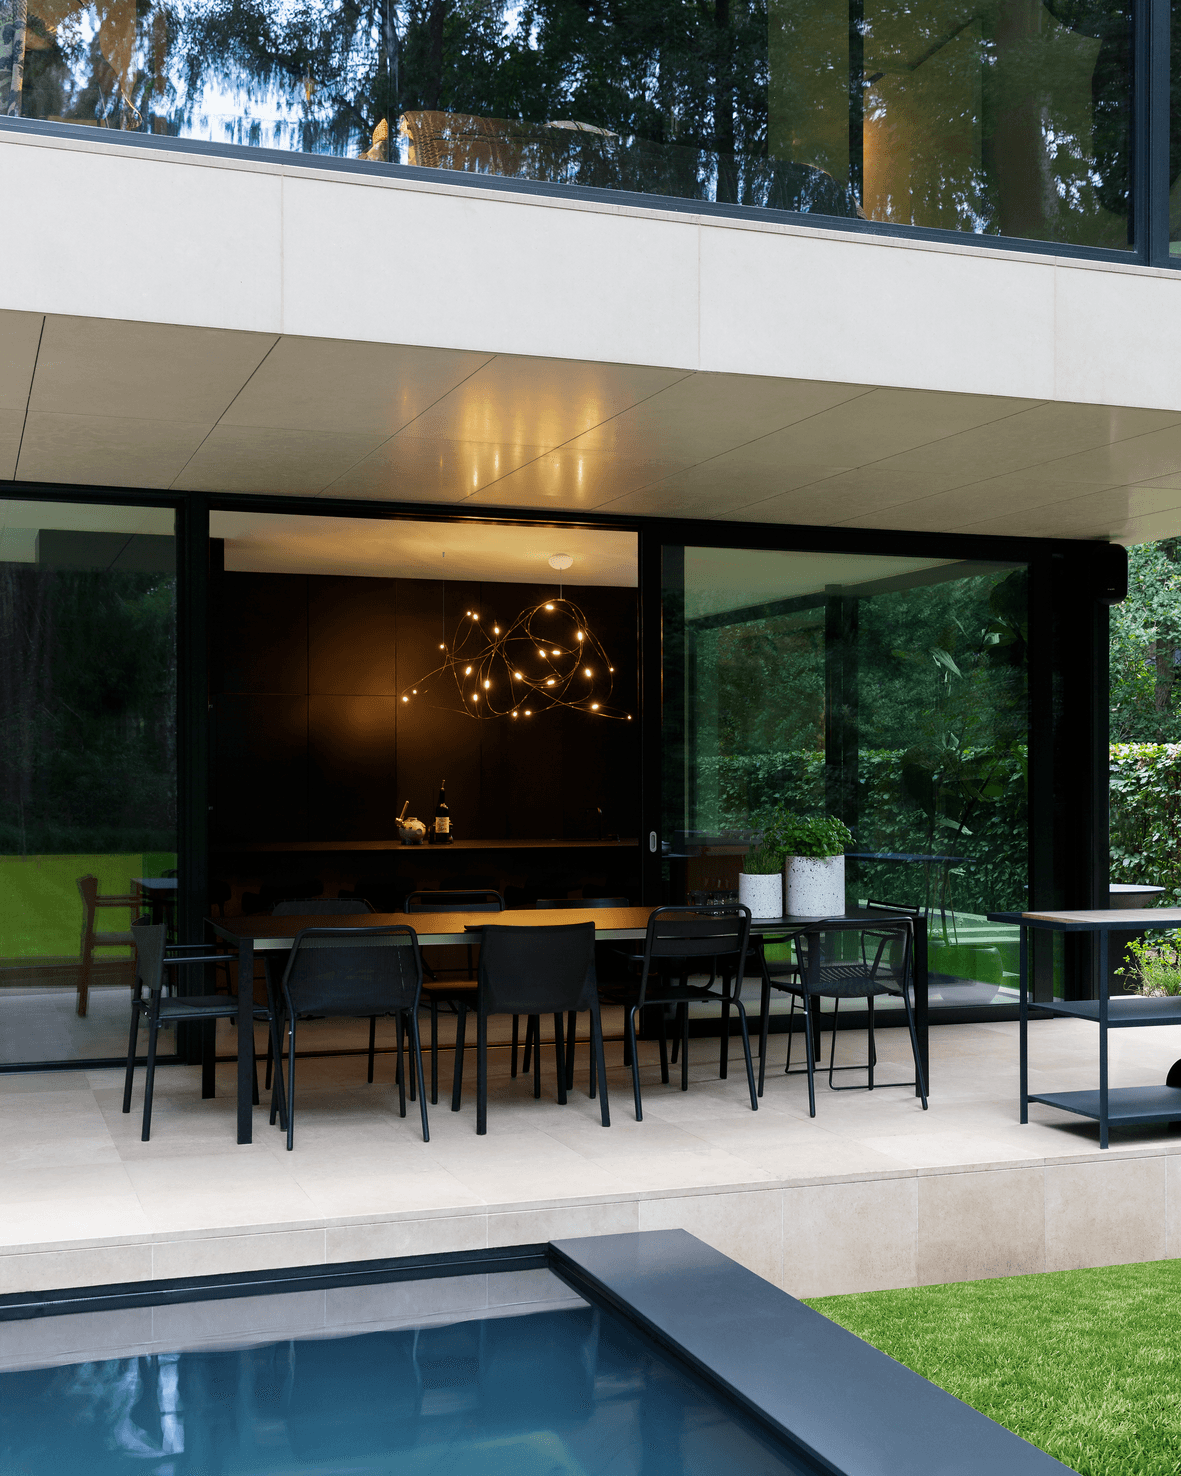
[548,553,574,571]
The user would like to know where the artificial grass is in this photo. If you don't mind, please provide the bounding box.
[805,1262,1181,1476]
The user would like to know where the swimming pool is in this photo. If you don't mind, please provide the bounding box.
[1,1277,809,1475]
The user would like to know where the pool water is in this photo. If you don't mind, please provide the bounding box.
[0,1298,810,1475]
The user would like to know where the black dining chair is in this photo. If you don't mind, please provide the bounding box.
[526,899,630,1083]
[758,912,928,1117]
[264,899,378,1088]
[450,920,610,1135]
[122,920,285,1142]
[270,925,429,1149]
[625,905,758,1121]
[405,890,505,1105]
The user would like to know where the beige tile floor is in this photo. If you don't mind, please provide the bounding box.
[5,1012,1181,1299]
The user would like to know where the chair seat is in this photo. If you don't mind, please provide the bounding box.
[156,995,271,1019]
[94,931,134,947]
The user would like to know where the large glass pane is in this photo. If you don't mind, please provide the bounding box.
[664,545,1029,1008]
[0,499,177,1068]
[0,0,1130,248]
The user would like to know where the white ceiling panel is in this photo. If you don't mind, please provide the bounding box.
[16,413,210,488]
[219,337,493,435]
[325,435,547,502]
[0,410,24,481]
[462,449,688,510]
[29,318,277,425]
[173,425,389,495]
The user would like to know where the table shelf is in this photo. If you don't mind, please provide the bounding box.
[1037,997,1181,1027]
[1030,1086,1181,1126]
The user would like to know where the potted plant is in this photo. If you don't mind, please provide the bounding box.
[738,845,783,918]
[763,811,853,916]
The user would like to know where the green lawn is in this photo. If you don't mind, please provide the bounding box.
[805,1262,1181,1476]
[0,853,176,958]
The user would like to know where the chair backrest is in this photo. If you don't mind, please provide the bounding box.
[130,921,167,997]
[536,897,629,909]
[405,890,504,913]
[477,921,598,1016]
[272,898,375,916]
[640,906,751,1000]
[865,898,922,918]
[281,925,424,1017]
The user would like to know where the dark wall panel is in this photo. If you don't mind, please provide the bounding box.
[211,695,308,840]
[308,694,401,838]
[219,573,308,695]
[308,577,398,695]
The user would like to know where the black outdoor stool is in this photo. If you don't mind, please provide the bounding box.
[624,905,758,1121]
[758,913,928,1117]
[450,920,610,1134]
[405,890,504,1105]
[122,920,285,1142]
[270,924,429,1149]
[262,898,379,1091]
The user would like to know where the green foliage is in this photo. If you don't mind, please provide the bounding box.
[1116,933,1181,995]
[1109,744,1181,904]
[739,844,782,875]
[761,808,852,859]
[807,1260,1181,1476]
[1110,539,1181,743]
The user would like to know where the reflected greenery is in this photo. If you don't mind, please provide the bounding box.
[0,0,1132,242]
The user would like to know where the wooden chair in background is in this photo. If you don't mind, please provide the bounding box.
[76,874,137,1017]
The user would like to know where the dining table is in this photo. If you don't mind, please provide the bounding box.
[208,905,928,1143]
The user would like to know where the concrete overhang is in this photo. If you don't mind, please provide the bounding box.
[4,127,1181,542]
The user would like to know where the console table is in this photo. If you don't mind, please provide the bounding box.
[987,907,1181,1148]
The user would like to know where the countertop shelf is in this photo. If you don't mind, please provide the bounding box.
[213,838,639,854]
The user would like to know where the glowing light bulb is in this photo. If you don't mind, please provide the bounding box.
[591,702,600,710]
[551,649,559,656]
[439,643,445,650]
[464,666,472,675]
[627,714,632,720]
[483,679,490,689]
[545,603,554,611]
[471,611,479,620]
[576,631,584,641]
[402,695,409,702]
[609,666,615,673]
[493,625,500,634]
[514,672,523,680]
[546,678,555,686]
[512,710,518,718]
[525,709,532,716]
[412,689,417,695]
[471,692,479,702]
[584,668,592,678]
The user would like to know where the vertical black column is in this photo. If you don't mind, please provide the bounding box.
[848,0,865,206]
[824,592,859,834]
[1134,0,1171,263]
[1028,547,1116,1000]
[176,493,209,950]
[639,529,668,905]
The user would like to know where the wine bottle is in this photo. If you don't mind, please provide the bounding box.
[430,781,452,844]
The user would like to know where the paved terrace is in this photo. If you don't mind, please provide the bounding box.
[4,1011,1181,1300]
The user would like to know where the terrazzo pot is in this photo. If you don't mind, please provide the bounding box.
[785,855,845,916]
[738,871,782,919]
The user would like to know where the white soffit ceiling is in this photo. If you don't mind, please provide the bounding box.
[6,311,1181,543]
[212,511,638,587]
[683,548,961,620]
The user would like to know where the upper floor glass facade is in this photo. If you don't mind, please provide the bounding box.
[0,0,1154,252]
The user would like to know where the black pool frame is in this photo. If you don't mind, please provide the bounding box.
[0,1228,1069,1476]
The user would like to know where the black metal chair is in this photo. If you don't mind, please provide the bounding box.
[271,925,429,1149]
[624,905,758,1121]
[264,899,378,1088]
[122,920,285,1142]
[405,890,504,1105]
[450,920,610,1135]
[525,899,630,1082]
[757,912,928,1117]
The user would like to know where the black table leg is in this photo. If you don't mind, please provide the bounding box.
[236,937,254,1144]
[1019,925,1028,1124]
[914,916,929,1099]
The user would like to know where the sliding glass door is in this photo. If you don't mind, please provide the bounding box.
[663,544,1029,1009]
[0,498,177,1067]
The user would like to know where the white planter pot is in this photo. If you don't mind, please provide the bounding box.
[785,855,846,916]
[738,871,783,919]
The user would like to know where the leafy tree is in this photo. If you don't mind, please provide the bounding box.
[1109,539,1181,743]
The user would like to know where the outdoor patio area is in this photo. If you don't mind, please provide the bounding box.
[5,1013,1181,1305]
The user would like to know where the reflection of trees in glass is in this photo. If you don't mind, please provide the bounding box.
[0,567,176,854]
[1110,539,1181,743]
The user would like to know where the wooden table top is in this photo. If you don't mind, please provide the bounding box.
[990,908,1181,929]
[209,906,912,951]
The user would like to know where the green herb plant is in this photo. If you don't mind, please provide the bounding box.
[740,845,783,876]
[1117,932,1181,996]
[761,810,853,859]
